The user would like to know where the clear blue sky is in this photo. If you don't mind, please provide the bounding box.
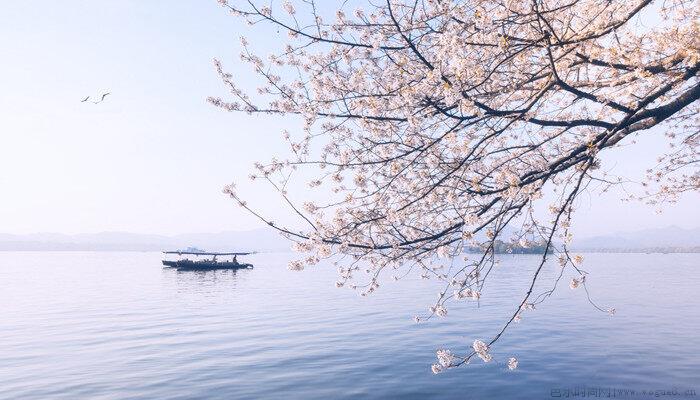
[0,1,697,237]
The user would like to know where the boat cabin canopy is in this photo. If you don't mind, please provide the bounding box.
[163,251,254,256]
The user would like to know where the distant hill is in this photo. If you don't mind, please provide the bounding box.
[0,228,291,252]
[1,226,698,253]
[571,226,700,252]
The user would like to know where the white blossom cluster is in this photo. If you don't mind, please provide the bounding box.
[472,339,492,363]
[507,357,519,371]
[212,0,697,371]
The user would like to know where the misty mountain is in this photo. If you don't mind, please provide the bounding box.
[571,226,700,250]
[0,226,698,252]
[0,228,291,252]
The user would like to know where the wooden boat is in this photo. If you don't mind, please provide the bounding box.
[162,251,254,271]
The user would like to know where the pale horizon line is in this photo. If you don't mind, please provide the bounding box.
[1,224,698,240]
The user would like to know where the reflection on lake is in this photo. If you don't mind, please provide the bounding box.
[1,251,698,399]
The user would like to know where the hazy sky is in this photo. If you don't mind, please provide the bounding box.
[1,1,698,238]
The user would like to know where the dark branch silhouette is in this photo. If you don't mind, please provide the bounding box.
[210,0,699,373]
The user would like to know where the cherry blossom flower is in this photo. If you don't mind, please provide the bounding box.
[570,278,580,290]
[211,0,697,371]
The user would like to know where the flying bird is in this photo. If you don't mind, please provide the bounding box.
[81,92,110,104]
[93,92,110,104]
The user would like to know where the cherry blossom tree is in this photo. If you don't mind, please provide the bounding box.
[209,0,699,372]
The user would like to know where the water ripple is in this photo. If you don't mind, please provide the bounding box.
[0,251,698,399]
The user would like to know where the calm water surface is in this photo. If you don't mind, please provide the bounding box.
[1,252,698,399]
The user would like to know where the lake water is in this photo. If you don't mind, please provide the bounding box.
[1,251,698,399]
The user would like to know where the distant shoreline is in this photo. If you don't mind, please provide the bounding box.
[568,247,700,254]
[0,242,289,253]
[2,244,699,254]
[1,226,698,254]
